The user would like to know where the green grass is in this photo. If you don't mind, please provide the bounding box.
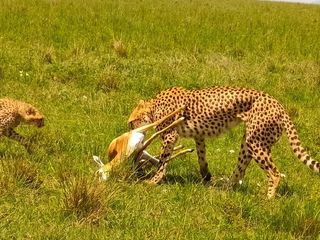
[0,0,320,239]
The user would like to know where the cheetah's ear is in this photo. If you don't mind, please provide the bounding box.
[138,100,145,105]
[128,100,151,125]
[136,100,150,110]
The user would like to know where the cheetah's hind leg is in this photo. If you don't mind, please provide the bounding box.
[195,137,212,182]
[248,140,281,199]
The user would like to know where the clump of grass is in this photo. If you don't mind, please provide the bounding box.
[96,66,119,93]
[42,47,55,64]
[28,130,66,159]
[228,48,245,60]
[111,39,128,58]
[0,66,4,80]
[0,174,10,192]
[0,163,14,194]
[288,107,299,119]
[58,167,74,185]
[106,152,152,182]
[62,176,117,225]
[11,160,43,189]
[294,217,320,239]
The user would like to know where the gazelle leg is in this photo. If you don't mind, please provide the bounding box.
[134,106,185,133]
[153,145,185,159]
[137,148,193,166]
[168,148,194,162]
[141,117,184,151]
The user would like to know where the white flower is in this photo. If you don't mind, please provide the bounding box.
[229,149,235,154]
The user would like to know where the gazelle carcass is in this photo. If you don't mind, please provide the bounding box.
[93,106,193,181]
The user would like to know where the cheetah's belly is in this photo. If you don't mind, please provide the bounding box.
[177,118,241,138]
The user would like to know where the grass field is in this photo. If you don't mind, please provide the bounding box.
[0,0,320,239]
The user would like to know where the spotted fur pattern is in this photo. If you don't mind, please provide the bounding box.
[128,86,319,198]
[0,98,44,152]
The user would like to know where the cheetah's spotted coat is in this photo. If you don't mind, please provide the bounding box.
[128,86,319,198]
[0,98,44,152]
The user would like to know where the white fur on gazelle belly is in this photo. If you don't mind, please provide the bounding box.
[126,132,160,165]
[126,132,145,156]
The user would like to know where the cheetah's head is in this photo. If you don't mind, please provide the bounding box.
[128,100,152,130]
[19,104,45,128]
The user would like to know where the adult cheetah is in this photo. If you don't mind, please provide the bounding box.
[128,86,319,198]
[0,98,44,152]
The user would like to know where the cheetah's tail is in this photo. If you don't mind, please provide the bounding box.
[283,115,320,173]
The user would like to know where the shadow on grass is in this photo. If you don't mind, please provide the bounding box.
[113,168,294,198]
[277,181,294,198]
[163,174,251,193]
[163,174,202,185]
[141,172,252,192]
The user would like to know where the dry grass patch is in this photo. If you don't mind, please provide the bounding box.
[295,217,320,239]
[10,160,43,189]
[96,66,119,93]
[0,162,14,194]
[0,160,42,192]
[42,46,55,64]
[112,39,128,58]
[62,176,118,225]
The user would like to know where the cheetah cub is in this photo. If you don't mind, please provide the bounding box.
[0,98,44,152]
[128,86,319,198]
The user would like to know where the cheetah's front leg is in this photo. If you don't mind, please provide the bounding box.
[5,128,32,153]
[149,130,179,184]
